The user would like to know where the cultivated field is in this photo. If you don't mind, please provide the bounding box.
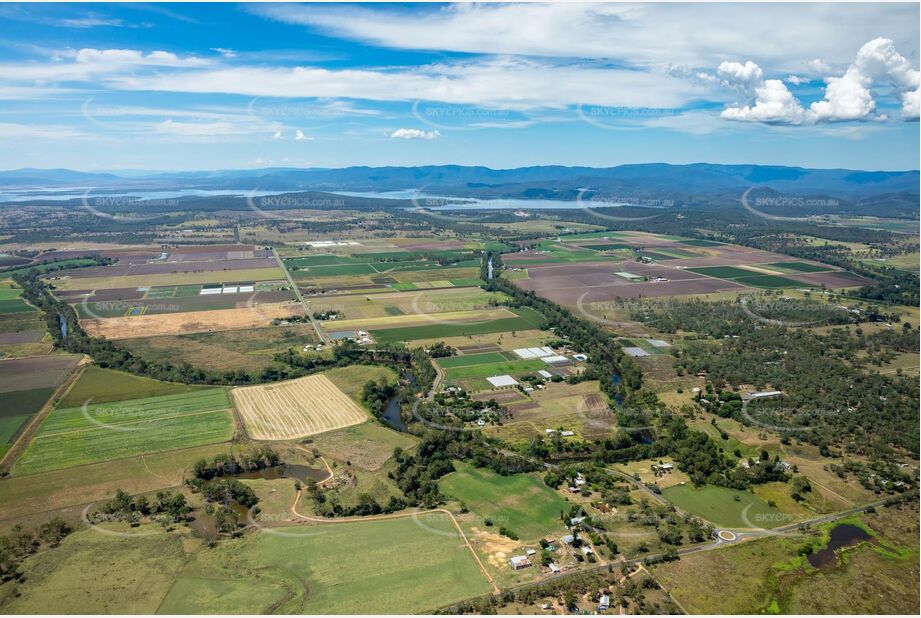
[232,373,369,440]
[80,301,302,339]
[14,388,234,475]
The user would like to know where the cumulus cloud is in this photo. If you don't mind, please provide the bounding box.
[809,38,920,122]
[294,129,313,141]
[390,128,441,140]
[715,38,920,125]
[272,131,282,139]
[715,61,805,124]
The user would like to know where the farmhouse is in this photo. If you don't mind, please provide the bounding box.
[599,594,611,612]
[509,555,532,570]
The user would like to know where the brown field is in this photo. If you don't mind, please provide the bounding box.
[786,271,871,288]
[231,374,369,440]
[48,267,285,291]
[0,355,82,392]
[81,301,302,339]
[61,257,277,279]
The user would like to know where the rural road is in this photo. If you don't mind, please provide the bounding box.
[272,247,329,344]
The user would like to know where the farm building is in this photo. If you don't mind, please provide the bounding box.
[541,355,569,365]
[513,346,556,359]
[537,369,553,379]
[509,555,532,570]
[487,375,519,388]
[746,390,783,399]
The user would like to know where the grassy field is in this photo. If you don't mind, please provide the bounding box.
[0,443,231,526]
[653,503,919,614]
[372,307,545,343]
[444,358,547,381]
[763,261,830,273]
[158,514,493,614]
[119,324,317,374]
[687,265,761,279]
[662,484,785,529]
[309,422,417,470]
[50,267,285,291]
[15,389,234,475]
[436,352,507,368]
[0,526,195,614]
[440,462,569,540]
[732,274,807,288]
[58,366,207,407]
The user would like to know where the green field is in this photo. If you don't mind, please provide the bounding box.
[14,389,234,475]
[662,484,785,529]
[444,358,547,381]
[680,239,724,247]
[439,462,569,540]
[436,352,507,368]
[733,275,805,288]
[158,514,493,614]
[763,261,830,273]
[372,307,545,343]
[0,298,33,314]
[58,366,207,407]
[687,266,760,279]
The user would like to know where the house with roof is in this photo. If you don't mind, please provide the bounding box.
[509,555,532,570]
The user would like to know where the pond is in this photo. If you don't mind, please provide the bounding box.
[381,395,406,432]
[234,463,328,483]
[807,523,875,568]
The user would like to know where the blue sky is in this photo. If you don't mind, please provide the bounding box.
[0,2,918,171]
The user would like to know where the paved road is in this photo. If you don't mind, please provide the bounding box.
[271,247,328,344]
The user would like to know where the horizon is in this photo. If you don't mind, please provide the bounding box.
[0,2,918,171]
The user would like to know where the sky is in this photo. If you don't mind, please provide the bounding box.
[0,1,918,172]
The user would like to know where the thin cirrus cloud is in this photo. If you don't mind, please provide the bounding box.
[252,2,918,70]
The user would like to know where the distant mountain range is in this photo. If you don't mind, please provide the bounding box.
[1,163,918,217]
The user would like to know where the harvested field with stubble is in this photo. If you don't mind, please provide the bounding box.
[80,301,302,339]
[232,374,368,440]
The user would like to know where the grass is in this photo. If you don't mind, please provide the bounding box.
[58,366,207,407]
[764,261,830,273]
[444,358,547,381]
[0,442,232,525]
[158,515,493,614]
[436,352,508,368]
[439,462,569,540]
[732,275,806,288]
[372,307,545,343]
[653,503,919,615]
[0,299,33,314]
[14,389,234,475]
[687,265,760,279]
[50,267,285,291]
[0,526,194,614]
[662,484,785,529]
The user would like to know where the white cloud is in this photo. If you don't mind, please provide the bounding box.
[108,58,705,110]
[0,122,91,139]
[390,128,441,140]
[809,38,920,122]
[717,61,764,89]
[721,79,806,124]
[294,129,313,141]
[252,2,918,71]
[806,59,833,74]
[272,131,283,139]
[714,61,805,124]
[211,48,237,58]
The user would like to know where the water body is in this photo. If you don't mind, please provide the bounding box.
[58,315,68,339]
[333,190,615,210]
[806,523,875,568]
[234,463,328,483]
[381,395,406,432]
[487,257,494,280]
[0,188,284,202]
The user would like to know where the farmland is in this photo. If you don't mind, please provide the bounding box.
[371,306,546,343]
[14,388,234,475]
[231,373,369,440]
[440,462,570,540]
[157,514,493,614]
[662,483,787,529]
